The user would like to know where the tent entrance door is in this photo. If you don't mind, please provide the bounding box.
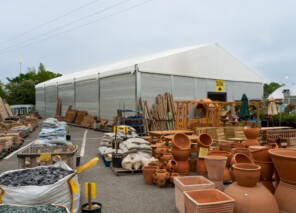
[207,92,226,101]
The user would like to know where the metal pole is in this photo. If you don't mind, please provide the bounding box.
[19,59,22,74]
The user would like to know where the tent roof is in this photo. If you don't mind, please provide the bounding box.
[268,84,296,100]
[36,43,263,88]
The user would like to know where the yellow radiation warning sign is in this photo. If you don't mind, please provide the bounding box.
[216,80,224,92]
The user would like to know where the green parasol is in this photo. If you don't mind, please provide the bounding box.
[239,93,250,121]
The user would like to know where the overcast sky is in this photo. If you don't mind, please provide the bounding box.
[0,0,295,85]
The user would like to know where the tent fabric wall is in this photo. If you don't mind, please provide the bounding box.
[140,73,171,109]
[75,80,99,116]
[172,76,195,101]
[35,87,45,118]
[58,84,74,116]
[45,86,57,118]
[100,73,136,120]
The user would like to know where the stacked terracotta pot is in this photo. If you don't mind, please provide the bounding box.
[269,148,296,213]
[196,133,213,174]
[171,133,191,175]
[224,163,279,213]
[229,153,254,182]
[250,146,275,193]
[244,128,260,147]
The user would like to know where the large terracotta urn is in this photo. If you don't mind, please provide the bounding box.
[196,133,213,175]
[244,128,260,147]
[269,149,296,212]
[224,182,279,213]
[204,155,227,191]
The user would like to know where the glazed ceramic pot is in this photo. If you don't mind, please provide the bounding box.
[269,148,296,185]
[244,128,260,147]
[231,153,254,166]
[170,173,180,184]
[197,133,213,148]
[142,165,157,184]
[274,181,296,213]
[153,169,169,187]
[224,182,279,213]
[166,160,177,172]
[172,133,191,149]
[171,148,191,161]
[175,161,190,175]
[249,146,272,162]
[233,163,261,187]
[188,157,197,172]
[205,155,227,191]
[196,158,207,175]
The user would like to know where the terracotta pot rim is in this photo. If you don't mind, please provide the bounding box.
[172,133,191,149]
[208,151,232,155]
[253,160,273,164]
[232,153,254,164]
[269,148,296,159]
[172,148,191,151]
[233,163,261,171]
[198,133,213,147]
[204,155,227,160]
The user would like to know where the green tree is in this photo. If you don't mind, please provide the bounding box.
[263,82,284,98]
[5,63,61,104]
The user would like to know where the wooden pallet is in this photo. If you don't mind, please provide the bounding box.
[110,163,142,176]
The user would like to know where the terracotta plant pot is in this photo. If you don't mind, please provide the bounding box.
[224,182,279,213]
[170,173,180,184]
[274,181,296,213]
[153,169,169,187]
[244,128,260,147]
[268,143,279,149]
[219,142,232,152]
[184,189,235,213]
[154,147,168,157]
[142,165,157,184]
[196,158,207,175]
[197,133,213,147]
[188,157,197,172]
[171,148,191,161]
[204,155,227,191]
[231,143,245,148]
[233,163,261,187]
[175,161,190,175]
[269,148,296,185]
[232,148,252,159]
[166,160,177,172]
[253,160,274,181]
[172,133,191,149]
[208,151,232,166]
[223,167,231,183]
[231,153,254,166]
[250,146,272,162]
[162,153,173,164]
[261,180,275,194]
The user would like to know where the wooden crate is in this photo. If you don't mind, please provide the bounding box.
[81,115,96,128]
[17,145,78,169]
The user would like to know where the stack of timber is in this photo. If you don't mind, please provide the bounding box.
[140,92,176,132]
[81,115,97,128]
[74,111,88,125]
[55,98,62,117]
[64,109,77,123]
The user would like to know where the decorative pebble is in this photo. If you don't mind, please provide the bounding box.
[0,204,68,213]
[0,167,73,186]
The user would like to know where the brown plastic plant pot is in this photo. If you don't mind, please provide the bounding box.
[232,163,261,187]
[172,133,191,149]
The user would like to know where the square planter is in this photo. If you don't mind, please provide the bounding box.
[174,176,215,213]
[184,189,235,213]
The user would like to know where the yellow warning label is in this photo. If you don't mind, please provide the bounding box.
[113,126,119,134]
[198,147,209,158]
[40,153,51,162]
[85,182,96,198]
[216,80,224,92]
[123,126,129,134]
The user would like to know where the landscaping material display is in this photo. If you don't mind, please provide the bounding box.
[0,167,73,186]
[0,204,68,213]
